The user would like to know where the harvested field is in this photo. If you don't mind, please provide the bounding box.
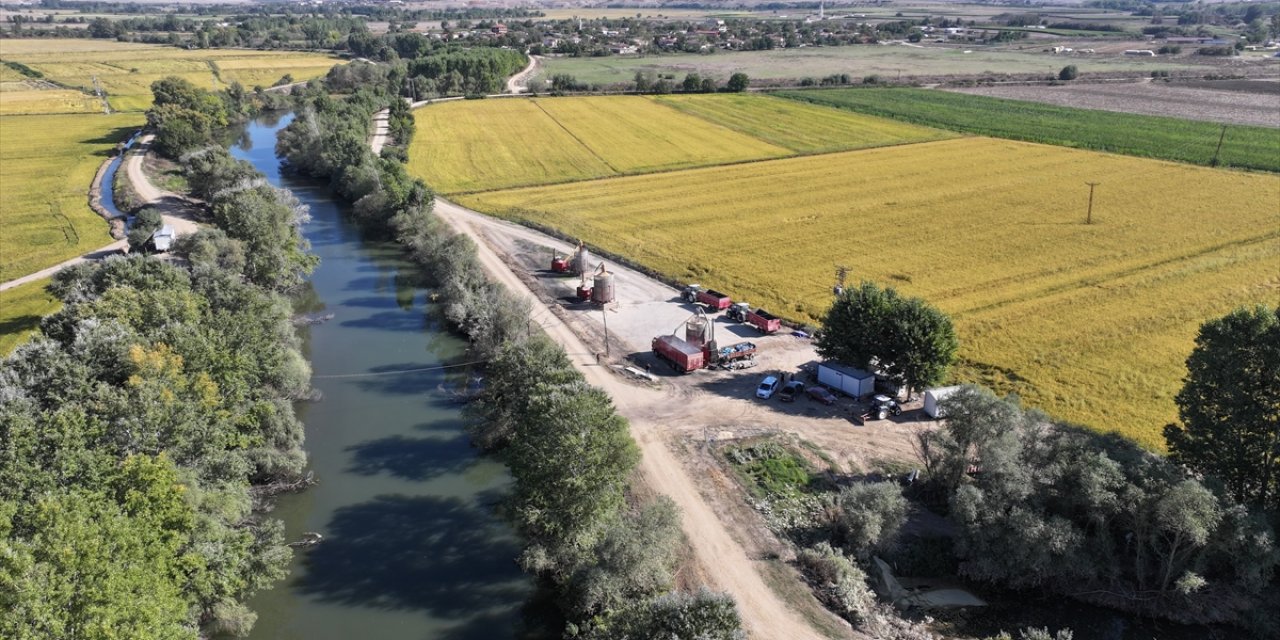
[0,112,144,280]
[0,278,59,356]
[459,137,1280,449]
[654,93,955,153]
[533,96,789,173]
[408,94,943,193]
[535,45,1198,86]
[948,80,1280,128]
[778,87,1280,171]
[0,39,338,112]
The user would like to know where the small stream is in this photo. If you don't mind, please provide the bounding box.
[99,131,140,219]
[226,113,538,640]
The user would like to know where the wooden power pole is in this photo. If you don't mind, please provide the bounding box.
[1085,182,1100,225]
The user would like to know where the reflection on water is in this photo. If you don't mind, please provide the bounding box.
[228,114,537,640]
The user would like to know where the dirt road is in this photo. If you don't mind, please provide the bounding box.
[505,55,540,94]
[435,198,841,640]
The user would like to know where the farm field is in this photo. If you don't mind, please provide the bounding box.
[534,45,1195,87]
[533,96,789,173]
[0,112,143,281]
[776,87,1280,172]
[458,137,1280,449]
[0,39,339,112]
[947,81,1280,128]
[408,94,946,193]
[0,82,101,115]
[655,93,955,153]
[0,279,59,356]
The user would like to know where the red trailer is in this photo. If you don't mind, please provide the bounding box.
[682,284,732,311]
[652,335,706,373]
[727,303,782,333]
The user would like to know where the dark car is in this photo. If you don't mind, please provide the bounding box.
[779,380,805,402]
[806,386,836,405]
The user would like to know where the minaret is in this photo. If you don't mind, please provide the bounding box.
[820,1,825,20]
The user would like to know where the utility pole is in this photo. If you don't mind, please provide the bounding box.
[1211,124,1227,167]
[1085,182,1100,225]
[834,264,849,296]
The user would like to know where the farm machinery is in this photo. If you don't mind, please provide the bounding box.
[652,308,757,373]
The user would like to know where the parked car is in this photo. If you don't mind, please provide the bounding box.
[806,386,836,405]
[756,375,780,399]
[779,380,805,402]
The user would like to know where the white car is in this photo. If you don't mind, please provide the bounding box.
[756,376,780,399]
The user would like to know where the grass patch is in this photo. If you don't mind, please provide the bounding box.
[0,279,59,356]
[724,440,818,499]
[775,87,1280,172]
[0,113,143,281]
[460,137,1280,449]
[655,93,955,154]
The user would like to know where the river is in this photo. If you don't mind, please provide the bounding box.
[227,113,536,640]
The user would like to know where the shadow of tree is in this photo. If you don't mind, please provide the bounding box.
[297,494,529,620]
[345,433,475,482]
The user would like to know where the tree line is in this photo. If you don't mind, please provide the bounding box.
[1,79,319,638]
[273,68,747,639]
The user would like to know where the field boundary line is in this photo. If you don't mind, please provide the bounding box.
[529,98,621,173]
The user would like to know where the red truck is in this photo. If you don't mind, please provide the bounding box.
[652,335,757,373]
[726,303,782,334]
[682,284,732,311]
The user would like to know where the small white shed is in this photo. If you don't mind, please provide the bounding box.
[150,224,175,252]
[923,386,963,419]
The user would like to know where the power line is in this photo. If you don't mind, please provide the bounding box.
[313,361,485,379]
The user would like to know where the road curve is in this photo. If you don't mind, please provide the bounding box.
[505,55,540,94]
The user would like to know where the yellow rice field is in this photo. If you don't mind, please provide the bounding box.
[408,94,946,193]
[0,39,338,112]
[0,278,60,356]
[0,113,144,281]
[460,137,1280,449]
[409,99,616,193]
[0,83,102,115]
[654,94,955,153]
[532,96,790,173]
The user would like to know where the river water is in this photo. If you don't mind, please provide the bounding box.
[228,114,535,640]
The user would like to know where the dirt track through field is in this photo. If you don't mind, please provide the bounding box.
[434,198,834,640]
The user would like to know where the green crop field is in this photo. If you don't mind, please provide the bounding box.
[459,137,1280,450]
[0,39,339,112]
[0,113,143,281]
[0,279,60,356]
[775,88,1280,172]
[655,93,955,153]
[408,94,949,193]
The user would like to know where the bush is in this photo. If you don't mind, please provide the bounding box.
[796,543,877,625]
[1058,65,1079,81]
[837,482,909,557]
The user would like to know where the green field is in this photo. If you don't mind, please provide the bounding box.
[775,88,1280,172]
[0,278,60,356]
[534,46,1195,87]
[0,39,339,112]
[0,113,143,281]
[459,137,1280,450]
[408,94,948,193]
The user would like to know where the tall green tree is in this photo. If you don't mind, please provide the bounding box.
[1164,305,1280,513]
[816,281,958,397]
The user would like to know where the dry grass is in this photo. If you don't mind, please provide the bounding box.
[0,113,144,281]
[0,84,101,115]
[459,137,1280,449]
[655,93,955,153]
[0,39,338,112]
[0,278,59,356]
